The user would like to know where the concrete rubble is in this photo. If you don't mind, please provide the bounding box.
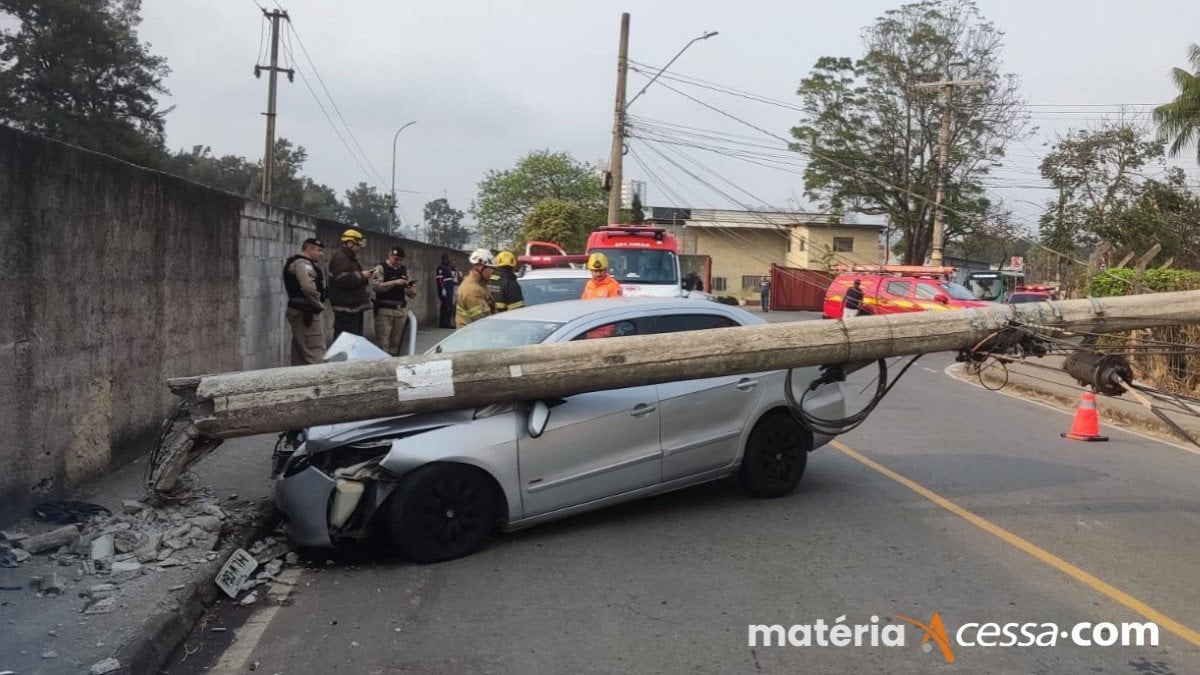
[2,490,264,612]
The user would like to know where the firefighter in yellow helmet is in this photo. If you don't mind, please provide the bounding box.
[487,250,525,312]
[327,228,373,337]
[581,252,623,299]
[455,248,497,328]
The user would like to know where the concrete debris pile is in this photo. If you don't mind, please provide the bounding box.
[0,491,257,610]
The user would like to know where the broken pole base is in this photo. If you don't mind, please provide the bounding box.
[146,412,224,503]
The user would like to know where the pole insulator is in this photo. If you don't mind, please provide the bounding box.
[1062,350,1133,396]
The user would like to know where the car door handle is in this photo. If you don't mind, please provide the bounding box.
[630,403,656,417]
[735,378,759,391]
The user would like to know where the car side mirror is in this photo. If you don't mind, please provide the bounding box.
[934,293,950,305]
[527,401,551,438]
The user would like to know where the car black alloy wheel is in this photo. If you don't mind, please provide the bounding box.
[739,412,808,498]
[389,464,499,563]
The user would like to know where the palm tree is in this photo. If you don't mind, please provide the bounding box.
[1154,44,1200,162]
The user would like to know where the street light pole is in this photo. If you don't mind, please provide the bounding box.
[390,121,417,233]
[606,23,718,225]
[626,30,718,109]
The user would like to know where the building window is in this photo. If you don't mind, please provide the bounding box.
[742,275,769,291]
[711,277,727,292]
[832,237,854,252]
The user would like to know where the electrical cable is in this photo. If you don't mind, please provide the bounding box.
[785,355,924,436]
[631,70,1156,295]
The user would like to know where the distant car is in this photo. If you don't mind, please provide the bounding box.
[823,272,995,319]
[1004,291,1052,304]
[274,298,846,563]
[518,267,713,306]
[517,267,591,305]
[1003,285,1058,304]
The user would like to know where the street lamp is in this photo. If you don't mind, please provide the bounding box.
[626,30,718,109]
[390,121,418,233]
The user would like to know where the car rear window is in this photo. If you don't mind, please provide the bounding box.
[519,277,589,305]
[431,319,564,353]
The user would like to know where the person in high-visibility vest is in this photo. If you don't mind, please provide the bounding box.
[581,252,624,299]
[487,250,525,312]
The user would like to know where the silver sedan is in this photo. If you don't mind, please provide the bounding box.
[274,298,846,562]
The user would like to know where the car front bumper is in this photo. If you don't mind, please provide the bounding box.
[275,466,336,549]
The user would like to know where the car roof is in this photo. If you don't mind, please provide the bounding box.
[518,267,591,279]
[487,297,754,323]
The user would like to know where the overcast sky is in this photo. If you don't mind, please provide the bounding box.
[139,0,1200,234]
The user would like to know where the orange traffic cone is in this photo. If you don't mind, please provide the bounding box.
[1061,387,1108,442]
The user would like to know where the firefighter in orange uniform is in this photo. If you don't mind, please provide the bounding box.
[581,252,624,299]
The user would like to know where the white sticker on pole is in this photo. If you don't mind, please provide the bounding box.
[397,360,455,401]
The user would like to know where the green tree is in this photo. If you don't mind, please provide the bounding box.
[1153,44,1200,163]
[521,198,594,253]
[1104,168,1200,269]
[1038,123,1164,262]
[629,192,646,224]
[162,145,257,196]
[343,182,391,232]
[424,198,472,248]
[471,150,605,248]
[790,0,1027,264]
[944,206,1031,267]
[0,0,170,166]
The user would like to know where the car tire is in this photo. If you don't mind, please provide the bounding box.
[739,412,809,498]
[387,463,500,563]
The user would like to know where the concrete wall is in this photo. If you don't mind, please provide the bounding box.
[0,126,242,519]
[0,126,466,523]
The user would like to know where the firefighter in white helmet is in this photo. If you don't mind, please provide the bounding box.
[455,248,497,328]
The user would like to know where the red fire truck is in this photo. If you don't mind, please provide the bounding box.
[519,225,698,298]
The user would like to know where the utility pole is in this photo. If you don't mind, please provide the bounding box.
[150,288,1200,490]
[913,79,982,267]
[606,12,630,226]
[255,8,294,204]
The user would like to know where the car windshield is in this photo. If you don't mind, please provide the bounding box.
[967,276,1004,300]
[593,248,678,285]
[944,282,978,301]
[519,277,589,306]
[429,319,564,354]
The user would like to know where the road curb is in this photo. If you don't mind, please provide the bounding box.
[955,364,1183,443]
[112,499,279,675]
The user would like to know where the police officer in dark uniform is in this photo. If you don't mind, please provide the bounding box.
[370,246,413,355]
[283,237,327,365]
[487,250,525,312]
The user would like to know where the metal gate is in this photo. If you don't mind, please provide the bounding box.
[769,264,833,311]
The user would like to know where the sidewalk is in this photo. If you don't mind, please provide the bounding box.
[0,435,277,675]
[0,328,455,675]
[951,354,1200,446]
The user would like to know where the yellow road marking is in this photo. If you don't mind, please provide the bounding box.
[831,439,1200,648]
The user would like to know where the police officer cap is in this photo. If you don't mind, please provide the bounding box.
[303,237,325,249]
[390,246,406,257]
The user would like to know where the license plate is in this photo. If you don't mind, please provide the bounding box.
[215,548,259,599]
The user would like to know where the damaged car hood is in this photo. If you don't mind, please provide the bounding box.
[303,334,476,453]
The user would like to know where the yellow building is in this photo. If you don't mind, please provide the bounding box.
[650,208,884,302]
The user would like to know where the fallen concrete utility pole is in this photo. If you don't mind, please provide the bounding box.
[149,290,1200,494]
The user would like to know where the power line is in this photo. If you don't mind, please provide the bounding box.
[639,75,1152,293]
[279,29,380,191]
[283,19,388,190]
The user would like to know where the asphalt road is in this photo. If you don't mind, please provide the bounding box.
[169,311,1200,674]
